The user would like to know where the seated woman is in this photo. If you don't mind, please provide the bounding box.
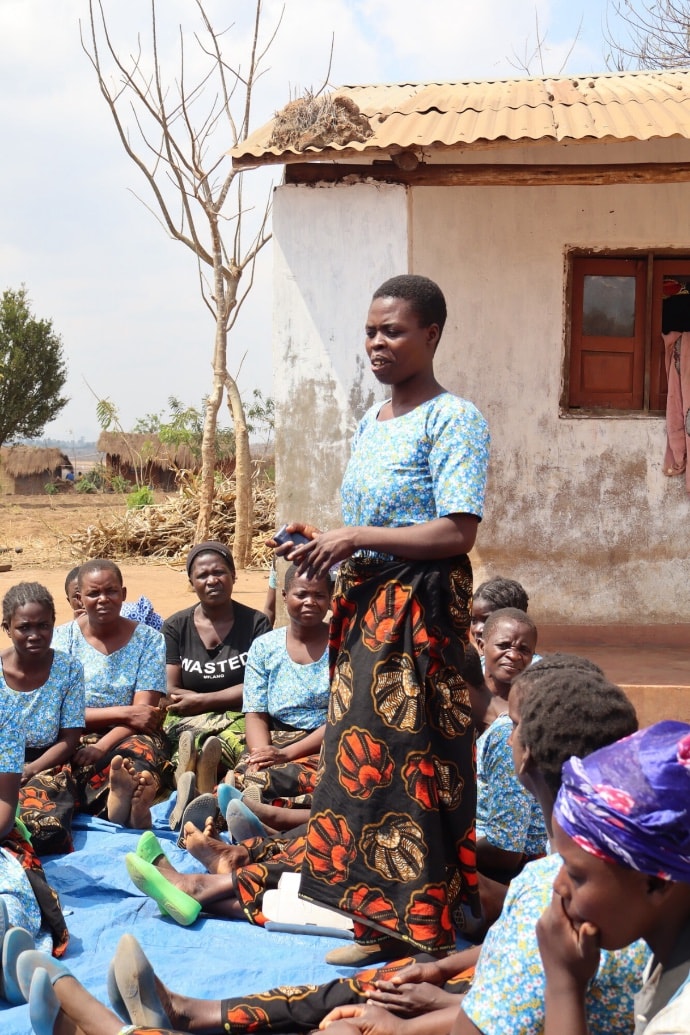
[475,608,546,884]
[162,542,271,802]
[65,565,163,629]
[1,582,85,855]
[234,564,331,820]
[13,657,647,1035]
[52,558,171,829]
[536,720,690,1035]
[0,675,69,973]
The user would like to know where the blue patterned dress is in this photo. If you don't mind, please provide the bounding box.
[300,393,490,951]
[50,620,172,821]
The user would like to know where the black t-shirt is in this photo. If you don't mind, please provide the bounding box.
[162,602,271,693]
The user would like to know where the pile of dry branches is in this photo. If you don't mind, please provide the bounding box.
[269,91,372,151]
[61,472,275,568]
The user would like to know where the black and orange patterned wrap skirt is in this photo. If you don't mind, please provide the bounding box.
[299,554,479,953]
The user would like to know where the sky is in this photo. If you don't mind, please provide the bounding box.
[0,0,616,441]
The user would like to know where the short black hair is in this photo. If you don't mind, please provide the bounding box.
[474,576,529,613]
[513,661,638,797]
[372,275,447,338]
[78,558,123,588]
[283,563,332,594]
[483,607,537,644]
[65,566,81,595]
[2,582,56,625]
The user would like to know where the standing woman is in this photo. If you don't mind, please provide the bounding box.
[52,559,171,828]
[285,274,490,964]
[1,583,84,855]
[163,542,271,791]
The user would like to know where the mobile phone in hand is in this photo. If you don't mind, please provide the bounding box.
[273,524,311,547]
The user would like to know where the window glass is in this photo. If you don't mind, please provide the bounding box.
[582,276,636,336]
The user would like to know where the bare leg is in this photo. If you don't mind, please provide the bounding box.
[49,976,126,1035]
[128,770,156,829]
[183,822,250,875]
[146,970,223,1034]
[244,799,310,832]
[107,755,136,825]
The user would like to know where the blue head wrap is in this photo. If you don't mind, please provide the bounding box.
[554,720,690,882]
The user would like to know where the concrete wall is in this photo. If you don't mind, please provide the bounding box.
[272,173,690,625]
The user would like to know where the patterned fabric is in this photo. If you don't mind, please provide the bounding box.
[120,595,164,631]
[555,720,690,881]
[340,393,489,552]
[476,713,547,856]
[234,833,308,926]
[0,690,25,772]
[242,627,329,730]
[52,621,166,707]
[300,554,479,952]
[115,958,473,1035]
[0,650,84,748]
[462,854,649,1035]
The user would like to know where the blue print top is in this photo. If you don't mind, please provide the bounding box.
[0,650,85,749]
[52,621,166,708]
[340,393,489,536]
[242,627,329,730]
[0,692,25,773]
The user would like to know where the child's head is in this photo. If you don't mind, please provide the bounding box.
[509,655,637,798]
[282,564,332,627]
[482,607,537,692]
[471,576,530,649]
[552,720,690,951]
[65,565,83,616]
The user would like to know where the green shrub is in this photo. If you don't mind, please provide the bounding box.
[127,486,154,510]
[110,474,132,494]
[75,478,96,494]
[44,481,58,495]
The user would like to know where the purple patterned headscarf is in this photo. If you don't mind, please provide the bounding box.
[554,720,690,882]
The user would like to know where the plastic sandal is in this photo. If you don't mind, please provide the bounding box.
[125,854,201,926]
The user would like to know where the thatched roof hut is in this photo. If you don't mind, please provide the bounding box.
[97,431,235,490]
[0,446,72,495]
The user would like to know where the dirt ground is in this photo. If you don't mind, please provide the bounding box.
[0,493,271,624]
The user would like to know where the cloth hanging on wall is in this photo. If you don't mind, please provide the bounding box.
[662,330,690,493]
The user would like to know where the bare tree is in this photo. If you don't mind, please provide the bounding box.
[81,0,279,564]
[508,10,582,77]
[606,0,690,69]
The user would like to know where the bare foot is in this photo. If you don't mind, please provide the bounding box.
[128,770,156,829]
[107,755,137,825]
[184,822,250,874]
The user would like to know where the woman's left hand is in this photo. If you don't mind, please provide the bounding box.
[291,527,360,577]
[366,981,456,1015]
[246,745,289,770]
[166,688,207,718]
[20,763,38,786]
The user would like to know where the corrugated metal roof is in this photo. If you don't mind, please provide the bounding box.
[232,70,690,168]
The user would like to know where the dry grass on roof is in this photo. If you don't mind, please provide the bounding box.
[0,446,68,477]
[96,431,196,470]
[269,91,373,151]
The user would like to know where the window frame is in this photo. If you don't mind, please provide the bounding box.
[562,250,690,417]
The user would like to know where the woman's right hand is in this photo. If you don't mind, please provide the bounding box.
[125,703,164,733]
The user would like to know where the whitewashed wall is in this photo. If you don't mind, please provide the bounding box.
[272,173,690,624]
